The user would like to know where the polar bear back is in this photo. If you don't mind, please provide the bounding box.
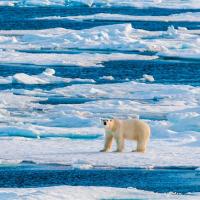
[118,119,150,141]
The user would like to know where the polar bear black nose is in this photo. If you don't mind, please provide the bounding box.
[104,121,107,125]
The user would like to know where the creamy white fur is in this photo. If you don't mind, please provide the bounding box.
[101,119,151,152]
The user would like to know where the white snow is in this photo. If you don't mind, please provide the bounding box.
[44,12,200,22]
[1,24,200,60]
[1,0,200,9]
[0,1,15,6]
[99,76,114,80]
[0,81,199,167]
[140,74,155,82]
[0,68,95,85]
[0,51,157,67]
[0,186,198,200]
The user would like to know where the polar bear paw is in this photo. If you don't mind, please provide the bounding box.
[100,149,108,152]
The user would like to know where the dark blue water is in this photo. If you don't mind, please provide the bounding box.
[0,164,199,194]
[1,6,200,30]
[0,6,200,91]
[0,59,200,92]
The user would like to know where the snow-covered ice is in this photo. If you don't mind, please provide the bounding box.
[0,50,157,67]
[99,75,114,80]
[0,81,199,167]
[1,24,200,61]
[139,74,155,82]
[0,68,95,85]
[0,186,199,200]
[45,12,200,22]
[1,0,200,9]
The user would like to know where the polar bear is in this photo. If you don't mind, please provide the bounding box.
[100,118,150,153]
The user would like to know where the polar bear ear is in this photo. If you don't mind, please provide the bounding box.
[109,117,113,121]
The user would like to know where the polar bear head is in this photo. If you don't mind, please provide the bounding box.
[102,118,119,132]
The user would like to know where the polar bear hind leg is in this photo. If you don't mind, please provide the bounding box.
[136,140,147,153]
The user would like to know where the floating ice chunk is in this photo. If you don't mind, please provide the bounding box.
[42,68,55,76]
[85,0,93,7]
[56,12,200,22]
[100,76,114,81]
[167,26,178,37]
[72,160,93,169]
[0,1,15,6]
[17,0,66,6]
[157,47,200,60]
[13,73,48,84]
[143,74,155,82]
[0,68,95,85]
[139,74,155,82]
[72,163,93,169]
[0,76,12,84]
[0,51,157,67]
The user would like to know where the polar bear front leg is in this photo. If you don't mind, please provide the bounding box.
[114,136,124,152]
[100,133,113,152]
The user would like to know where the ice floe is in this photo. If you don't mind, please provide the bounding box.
[0,186,198,200]
[0,50,157,67]
[1,0,200,9]
[0,24,200,61]
[139,74,155,82]
[45,12,200,22]
[99,75,114,80]
[0,81,199,167]
[0,1,16,6]
[0,68,95,85]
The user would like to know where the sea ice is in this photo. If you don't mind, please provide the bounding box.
[0,186,198,200]
[0,50,157,67]
[139,74,155,82]
[0,24,199,61]
[99,76,114,81]
[0,68,95,85]
[56,12,200,22]
[0,81,199,167]
[1,0,200,9]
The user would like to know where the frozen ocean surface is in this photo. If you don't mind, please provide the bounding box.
[0,0,200,199]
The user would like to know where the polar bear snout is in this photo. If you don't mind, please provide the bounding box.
[101,119,111,127]
[101,119,107,126]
